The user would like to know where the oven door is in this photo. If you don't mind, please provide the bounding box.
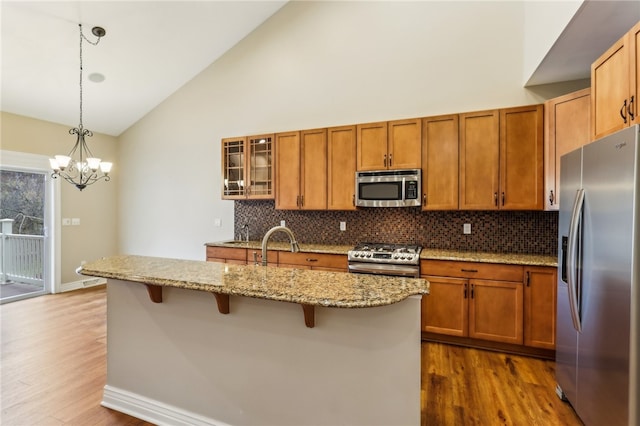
[348,262,420,278]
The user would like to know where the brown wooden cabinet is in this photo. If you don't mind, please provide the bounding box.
[459,110,500,209]
[327,125,357,210]
[421,260,524,345]
[221,134,274,200]
[278,251,348,272]
[591,21,640,140]
[421,114,459,210]
[275,129,328,210]
[544,88,591,210]
[459,106,543,210]
[206,246,248,265]
[523,266,557,350]
[356,119,421,171]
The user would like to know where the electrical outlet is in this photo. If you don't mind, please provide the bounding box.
[62,218,71,226]
[463,223,471,234]
[71,218,81,226]
[280,220,286,227]
[340,221,346,231]
[214,218,221,227]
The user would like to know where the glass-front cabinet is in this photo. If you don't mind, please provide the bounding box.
[222,134,274,199]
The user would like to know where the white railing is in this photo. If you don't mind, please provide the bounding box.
[1,219,44,286]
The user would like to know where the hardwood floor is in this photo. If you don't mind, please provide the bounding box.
[1,286,583,425]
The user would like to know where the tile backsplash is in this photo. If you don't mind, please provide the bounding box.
[235,200,558,256]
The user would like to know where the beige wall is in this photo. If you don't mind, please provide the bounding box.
[1,111,118,284]
[117,1,585,260]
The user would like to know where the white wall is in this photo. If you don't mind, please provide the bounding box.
[117,1,575,260]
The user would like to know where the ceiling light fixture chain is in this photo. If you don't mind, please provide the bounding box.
[50,23,112,191]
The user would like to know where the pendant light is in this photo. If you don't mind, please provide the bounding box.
[50,24,112,191]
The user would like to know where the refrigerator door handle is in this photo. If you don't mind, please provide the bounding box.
[567,188,585,333]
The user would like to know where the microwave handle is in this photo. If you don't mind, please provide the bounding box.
[402,177,406,201]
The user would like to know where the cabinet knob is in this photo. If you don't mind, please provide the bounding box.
[620,99,628,124]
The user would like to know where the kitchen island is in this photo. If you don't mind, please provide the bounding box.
[80,255,429,426]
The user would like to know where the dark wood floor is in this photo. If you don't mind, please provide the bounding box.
[1,286,583,425]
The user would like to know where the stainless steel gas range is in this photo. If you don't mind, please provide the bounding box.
[347,242,422,278]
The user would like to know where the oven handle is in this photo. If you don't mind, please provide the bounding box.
[348,262,420,278]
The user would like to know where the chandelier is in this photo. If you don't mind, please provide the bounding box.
[50,24,112,191]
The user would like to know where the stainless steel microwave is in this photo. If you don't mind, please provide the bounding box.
[355,169,421,207]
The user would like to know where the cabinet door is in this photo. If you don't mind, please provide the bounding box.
[278,252,348,271]
[246,134,274,199]
[327,126,357,210]
[275,131,301,210]
[459,110,499,209]
[591,32,630,140]
[631,21,640,127]
[221,137,247,199]
[544,89,591,210]
[524,266,557,349]
[356,122,388,171]
[300,129,327,210]
[468,279,523,344]
[421,114,459,210]
[499,105,544,210]
[421,276,468,336]
[388,118,421,169]
[206,247,247,264]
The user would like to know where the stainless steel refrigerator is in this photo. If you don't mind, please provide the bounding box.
[556,124,639,426]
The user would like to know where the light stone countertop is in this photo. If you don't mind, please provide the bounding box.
[79,255,429,308]
[205,241,558,267]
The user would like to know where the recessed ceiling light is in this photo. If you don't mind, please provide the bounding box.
[88,73,105,83]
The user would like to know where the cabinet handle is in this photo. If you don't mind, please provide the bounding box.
[300,195,304,207]
[389,154,392,167]
[461,268,478,273]
[620,99,628,123]
[526,271,530,287]
[502,192,505,206]
[494,192,498,206]
[383,154,387,167]
[306,258,318,262]
[470,283,475,299]
[423,194,427,206]
[549,190,555,206]
[629,95,635,121]
[296,195,301,207]
[352,194,355,206]
[464,283,468,299]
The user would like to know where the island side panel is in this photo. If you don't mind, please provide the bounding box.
[104,278,422,426]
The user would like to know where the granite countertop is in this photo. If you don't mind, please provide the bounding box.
[205,241,558,267]
[79,255,429,308]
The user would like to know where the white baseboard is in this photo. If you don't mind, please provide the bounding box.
[59,277,106,292]
[101,385,229,426]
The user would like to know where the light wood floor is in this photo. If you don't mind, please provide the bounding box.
[1,286,583,425]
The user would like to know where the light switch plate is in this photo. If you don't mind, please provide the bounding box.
[280,220,286,227]
[463,223,471,234]
[62,218,71,226]
[71,218,81,226]
[214,218,221,227]
[340,221,346,231]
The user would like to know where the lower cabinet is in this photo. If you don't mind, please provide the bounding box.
[278,251,348,272]
[206,246,278,265]
[421,260,556,352]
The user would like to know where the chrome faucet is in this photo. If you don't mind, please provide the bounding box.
[261,225,299,266]
[242,223,249,242]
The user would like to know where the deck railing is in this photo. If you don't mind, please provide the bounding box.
[1,220,44,286]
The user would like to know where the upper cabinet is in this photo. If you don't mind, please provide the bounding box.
[544,88,591,211]
[275,129,328,210]
[327,125,357,210]
[356,119,421,171]
[222,134,274,200]
[421,114,459,210]
[460,105,543,210]
[591,21,640,140]
[459,110,500,209]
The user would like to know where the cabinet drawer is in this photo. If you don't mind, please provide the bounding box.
[421,259,523,281]
[206,246,247,262]
[278,252,347,270]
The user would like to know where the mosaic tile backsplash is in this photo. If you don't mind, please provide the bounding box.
[235,201,558,256]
